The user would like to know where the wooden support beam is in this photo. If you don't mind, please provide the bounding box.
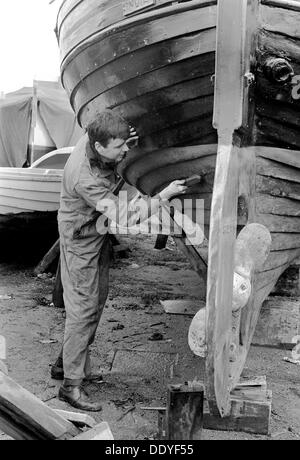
[206,0,260,417]
[154,200,208,282]
[0,371,79,440]
[174,236,208,281]
[167,383,204,440]
[34,239,60,276]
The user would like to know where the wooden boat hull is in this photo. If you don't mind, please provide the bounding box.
[58,0,300,417]
[57,0,218,147]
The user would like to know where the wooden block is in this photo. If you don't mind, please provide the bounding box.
[54,410,96,429]
[155,235,169,250]
[204,385,272,436]
[167,383,204,440]
[253,297,300,348]
[0,371,79,440]
[145,378,271,437]
[72,422,114,441]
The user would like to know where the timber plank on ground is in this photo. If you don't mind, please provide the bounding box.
[0,371,79,440]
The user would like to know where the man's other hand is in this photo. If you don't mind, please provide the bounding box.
[159,180,188,201]
[126,126,139,149]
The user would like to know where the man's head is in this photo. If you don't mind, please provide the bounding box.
[87,110,131,164]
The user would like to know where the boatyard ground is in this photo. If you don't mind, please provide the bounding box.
[0,232,299,440]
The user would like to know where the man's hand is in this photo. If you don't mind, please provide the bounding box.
[126,126,139,149]
[129,126,137,138]
[159,180,188,201]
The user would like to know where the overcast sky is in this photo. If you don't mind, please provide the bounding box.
[0,0,62,94]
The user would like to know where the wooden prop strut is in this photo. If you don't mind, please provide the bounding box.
[202,0,265,417]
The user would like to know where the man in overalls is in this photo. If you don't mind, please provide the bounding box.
[52,110,187,411]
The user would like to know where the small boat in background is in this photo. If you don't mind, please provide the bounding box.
[0,148,73,231]
[30,147,74,170]
[0,168,62,216]
[0,79,81,231]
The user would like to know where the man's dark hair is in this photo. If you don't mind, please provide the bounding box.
[87,110,130,148]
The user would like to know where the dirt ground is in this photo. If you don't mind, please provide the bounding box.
[0,231,299,441]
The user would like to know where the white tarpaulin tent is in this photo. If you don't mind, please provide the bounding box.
[0,80,83,167]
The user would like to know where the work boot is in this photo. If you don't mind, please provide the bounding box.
[58,384,102,412]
